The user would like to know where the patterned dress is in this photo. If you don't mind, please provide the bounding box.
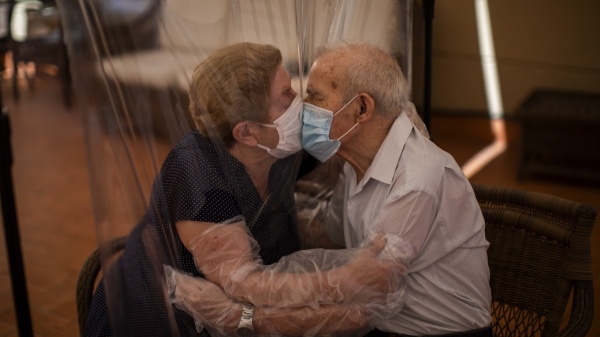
[86,131,302,337]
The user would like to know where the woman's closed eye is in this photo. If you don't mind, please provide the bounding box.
[280,88,296,110]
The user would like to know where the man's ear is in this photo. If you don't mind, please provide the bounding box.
[357,93,375,122]
[232,121,258,146]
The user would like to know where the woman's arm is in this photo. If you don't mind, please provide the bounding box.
[176,219,401,309]
[166,265,369,336]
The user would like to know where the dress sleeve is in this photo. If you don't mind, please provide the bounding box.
[195,189,241,223]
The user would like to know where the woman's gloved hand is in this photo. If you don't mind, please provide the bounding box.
[165,265,241,336]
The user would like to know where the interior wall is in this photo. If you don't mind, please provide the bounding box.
[411,0,600,116]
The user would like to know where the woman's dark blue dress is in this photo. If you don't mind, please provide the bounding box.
[85,131,302,337]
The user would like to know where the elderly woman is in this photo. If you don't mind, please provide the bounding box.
[86,42,401,337]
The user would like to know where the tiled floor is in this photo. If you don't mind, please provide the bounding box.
[0,71,599,337]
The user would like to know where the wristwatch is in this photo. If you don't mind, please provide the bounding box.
[236,304,255,337]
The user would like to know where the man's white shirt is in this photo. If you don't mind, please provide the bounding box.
[333,113,492,335]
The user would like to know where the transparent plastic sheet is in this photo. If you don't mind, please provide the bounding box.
[57,1,414,336]
[166,220,408,336]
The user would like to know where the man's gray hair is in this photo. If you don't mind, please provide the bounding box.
[314,42,410,119]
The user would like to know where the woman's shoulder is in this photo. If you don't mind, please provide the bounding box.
[166,131,218,163]
[157,132,223,180]
[174,130,213,151]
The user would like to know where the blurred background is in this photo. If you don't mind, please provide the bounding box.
[0,0,598,336]
[412,1,600,116]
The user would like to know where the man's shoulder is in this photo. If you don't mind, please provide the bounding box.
[396,135,464,195]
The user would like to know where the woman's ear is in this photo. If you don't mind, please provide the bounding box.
[357,93,375,122]
[232,121,258,146]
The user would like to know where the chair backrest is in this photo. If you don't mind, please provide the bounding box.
[76,236,127,337]
[472,184,596,337]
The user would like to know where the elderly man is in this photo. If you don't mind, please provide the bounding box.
[301,42,492,337]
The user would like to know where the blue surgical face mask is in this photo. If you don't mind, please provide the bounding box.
[301,95,359,162]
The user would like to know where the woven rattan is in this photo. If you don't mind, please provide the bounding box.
[76,236,127,337]
[472,184,596,337]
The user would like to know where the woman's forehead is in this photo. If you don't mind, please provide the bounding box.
[271,64,291,91]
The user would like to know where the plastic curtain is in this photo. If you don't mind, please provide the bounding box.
[57,1,413,336]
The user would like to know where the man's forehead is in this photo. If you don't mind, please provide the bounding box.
[312,56,341,75]
[309,57,344,91]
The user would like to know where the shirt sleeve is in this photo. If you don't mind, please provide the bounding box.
[370,188,437,267]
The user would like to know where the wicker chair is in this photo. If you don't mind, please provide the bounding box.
[472,184,596,337]
[76,236,127,337]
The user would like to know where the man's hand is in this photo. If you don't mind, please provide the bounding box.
[327,233,406,307]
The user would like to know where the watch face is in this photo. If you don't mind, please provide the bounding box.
[237,326,255,337]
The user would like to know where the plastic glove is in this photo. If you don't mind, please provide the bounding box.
[187,219,407,316]
[165,265,241,336]
[165,265,372,336]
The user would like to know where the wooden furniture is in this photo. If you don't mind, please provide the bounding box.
[0,1,13,73]
[517,90,600,185]
[473,183,596,337]
[7,0,71,106]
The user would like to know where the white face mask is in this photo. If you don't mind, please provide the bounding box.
[256,95,303,158]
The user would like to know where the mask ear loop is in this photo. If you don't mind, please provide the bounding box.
[333,94,360,141]
[335,122,359,141]
[256,143,272,152]
[249,122,276,152]
[257,123,276,128]
[332,94,359,117]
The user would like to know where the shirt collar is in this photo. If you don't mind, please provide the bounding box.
[362,112,414,186]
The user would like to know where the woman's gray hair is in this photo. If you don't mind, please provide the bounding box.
[314,42,410,119]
